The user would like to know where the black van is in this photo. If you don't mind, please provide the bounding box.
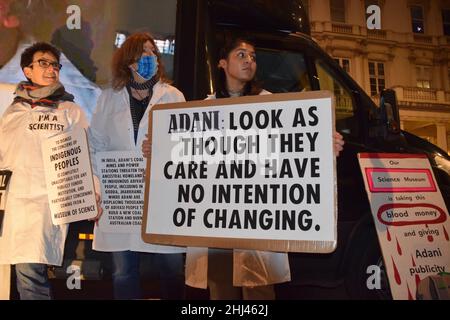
[49,0,450,300]
[171,0,450,299]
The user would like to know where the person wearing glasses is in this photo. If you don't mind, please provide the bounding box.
[88,32,186,300]
[0,42,93,299]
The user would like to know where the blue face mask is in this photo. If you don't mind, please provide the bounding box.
[135,55,158,80]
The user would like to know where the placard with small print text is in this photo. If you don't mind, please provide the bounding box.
[358,153,450,300]
[41,129,98,225]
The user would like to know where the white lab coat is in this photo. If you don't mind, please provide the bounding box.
[0,100,88,265]
[185,90,291,288]
[89,81,186,253]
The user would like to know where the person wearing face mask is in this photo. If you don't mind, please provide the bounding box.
[88,32,186,300]
[0,42,94,299]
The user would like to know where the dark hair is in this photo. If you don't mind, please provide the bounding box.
[216,37,262,98]
[20,42,61,70]
[111,32,169,90]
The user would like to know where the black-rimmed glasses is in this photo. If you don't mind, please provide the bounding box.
[29,59,62,70]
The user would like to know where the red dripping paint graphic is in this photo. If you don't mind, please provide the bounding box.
[427,235,434,242]
[387,228,391,242]
[444,226,449,241]
[415,275,421,288]
[392,257,401,285]
[425,224,428,228]
[396,237,402,255]
[411,255,416,267]
[407,284,414,300]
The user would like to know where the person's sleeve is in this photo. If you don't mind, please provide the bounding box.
[67,101,89,131]
[87,91,110,178]
[0,105,13,169]
[75,107,89,130]
[171,86,186,103]
[66,100,103,197]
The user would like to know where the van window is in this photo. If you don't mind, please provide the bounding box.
[315,60,355,134]
[255,48,311,93]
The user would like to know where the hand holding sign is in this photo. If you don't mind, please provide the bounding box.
[88,192,104,226]
[142,134,151,158]
[333,131,344,156]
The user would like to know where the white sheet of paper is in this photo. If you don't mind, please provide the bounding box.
[96,151,145,233]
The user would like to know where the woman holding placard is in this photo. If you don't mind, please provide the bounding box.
[89,32,186,300]
[0,42,92,300]
[183,37,290,300]
[142,37,344,300]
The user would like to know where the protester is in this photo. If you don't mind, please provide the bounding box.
[183,37,344,300]
[0,42,94,299]
[142,37,344,299]
[89,32,186,300]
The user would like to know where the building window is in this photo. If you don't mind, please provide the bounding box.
[334,58,351,73]
[443,9,450,36]
[330,0,346,23]
[416,65,432,89]
[369,61,385,96]
[365,1,380,13]
[155,39,175,55]
[411,5,425,33]
[365,0,379,7]
[417,80,431,89]
[365,0,380,12]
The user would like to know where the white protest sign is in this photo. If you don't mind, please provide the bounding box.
[41,129,98,225]
[0,171,12,212]
[143,91,337,253]
[0,190,5,212]
[0,170,12,233]
[358,153,450,300]
[96,151,145,233]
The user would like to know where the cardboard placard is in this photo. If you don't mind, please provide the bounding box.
[143,91,338,253]
[41,129,98,225]
[96,151,145,233]
[358,153,450,300]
